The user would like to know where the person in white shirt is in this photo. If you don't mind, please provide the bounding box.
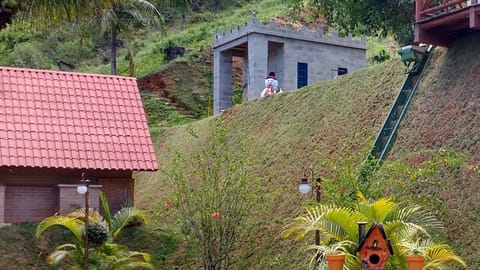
[261,72,279,97]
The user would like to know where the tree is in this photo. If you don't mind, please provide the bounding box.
[0,0,19,30]
[282,195,466,269]
[18,0,167,75]
[287,0,415,44]
[167,120,258,270]
[36,192,153,269]
[91,0,162,75]
[20,0,128,26]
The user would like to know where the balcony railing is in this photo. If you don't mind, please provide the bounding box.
[416,0,478,20]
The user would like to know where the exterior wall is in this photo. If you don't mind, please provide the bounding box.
[99,178,134,215]
[283,37,366,90]
[0,167,132,223]
[246,34,268,99]
[213,16,367,114]
[58,184,102,215]
[0,186,4,222]
[5,186,58,223]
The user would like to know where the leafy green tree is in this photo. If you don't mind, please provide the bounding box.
[167,120,258,270]
[282,195,465,269]
[0,0,19,29]
[20,0,127,26]
[287,0,414,44]
[36,192,153,269]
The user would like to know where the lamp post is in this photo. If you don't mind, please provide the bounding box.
[298,168,322,265]
[77,173,90,270]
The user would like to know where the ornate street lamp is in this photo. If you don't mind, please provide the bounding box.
[298,168,322,245]
[77,173,90,270]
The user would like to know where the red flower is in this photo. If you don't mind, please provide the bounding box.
[212,212,220,219]
[164,201,171,210]
[159,143,165,148]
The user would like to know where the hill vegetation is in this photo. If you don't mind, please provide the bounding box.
[1,34,480,268]
[2,1,479,269]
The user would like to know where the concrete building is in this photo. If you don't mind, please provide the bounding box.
[213,16,367,114]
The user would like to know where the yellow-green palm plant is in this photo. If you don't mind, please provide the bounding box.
[395,233,467,269]
[282,195,455,270]
[36,192,153,269]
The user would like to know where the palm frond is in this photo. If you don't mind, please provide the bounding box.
[425,244,467,269]
[99,191,113,232]
[111,207,149,239]
[357,197,396,222]
[67,207,103,223]
[35,216,84,242]
[47,243,82,267]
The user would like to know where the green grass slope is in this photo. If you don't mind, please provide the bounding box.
[137,34,480,269]
[135,58,405,269]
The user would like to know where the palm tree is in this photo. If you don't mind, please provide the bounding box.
[282,195,465,270]
[21,0,127,26]
[93,0,162,75]
[36,192,153,269]
[20,0,165,75]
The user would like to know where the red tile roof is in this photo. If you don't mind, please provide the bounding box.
[0,67,157,171]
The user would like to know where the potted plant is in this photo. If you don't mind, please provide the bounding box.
[398,239,427,270]
[398,239,467,270]
[308,240,355,270]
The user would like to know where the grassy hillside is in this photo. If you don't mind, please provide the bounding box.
[3,34,480,268]
[135,34,480,269]
[383,33,480,268]
[134,57,405,269]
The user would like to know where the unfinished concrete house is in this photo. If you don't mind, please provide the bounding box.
[213,16,367,114]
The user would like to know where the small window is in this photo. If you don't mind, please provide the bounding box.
[297,62,308,88]
[337,67,348,76]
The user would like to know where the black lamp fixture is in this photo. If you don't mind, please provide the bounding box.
[298,167,322,247]
[298,167,322,203]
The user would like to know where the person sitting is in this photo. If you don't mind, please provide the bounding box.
[261,72,280,97]
[264,72,279,92]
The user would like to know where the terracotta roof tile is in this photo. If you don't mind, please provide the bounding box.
[0,66,157,171]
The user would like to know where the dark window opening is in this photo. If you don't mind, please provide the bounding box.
[337,67,348,76]
[297,62,308,88]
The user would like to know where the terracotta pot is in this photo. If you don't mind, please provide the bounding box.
[326,254,346,270]
[406,255,425,270]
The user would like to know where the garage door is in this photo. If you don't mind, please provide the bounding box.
[4,186,59,223]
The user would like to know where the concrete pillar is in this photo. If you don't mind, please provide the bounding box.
[247,34,268,99]
[242,52,249,100]
[58,184,103,215]
[214,49,233,114]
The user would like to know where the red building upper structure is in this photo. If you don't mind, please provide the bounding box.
[0,66,157,223]
[415,0,480,46]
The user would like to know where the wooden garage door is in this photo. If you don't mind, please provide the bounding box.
[4,186,59,223]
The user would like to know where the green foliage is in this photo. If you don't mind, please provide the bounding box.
[4,42,52,68]
[167,119,258,270]
[36,193,152,269]
[371,149,466,212]
[294,0,414,42]
[87,222,109,247]
[140,91,192,133]
[282,195,464,270]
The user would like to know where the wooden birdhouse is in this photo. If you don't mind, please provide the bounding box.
[357,223,394,270]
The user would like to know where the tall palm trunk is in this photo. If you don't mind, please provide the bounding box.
[110,27,117,75]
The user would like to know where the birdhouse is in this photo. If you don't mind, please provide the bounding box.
[357,223,394,270]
